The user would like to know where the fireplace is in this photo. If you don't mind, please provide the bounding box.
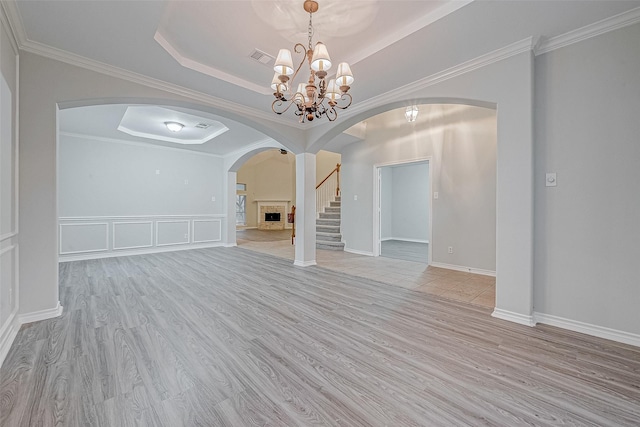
[265,212,281,222]
[256,200,289,231]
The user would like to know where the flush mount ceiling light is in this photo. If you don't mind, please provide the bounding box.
[405,106,419,123]
[270,0,354,123]
[165,121,184,132]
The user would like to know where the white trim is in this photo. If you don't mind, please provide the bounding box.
[0,2,20,54]
[344,247,374,257]
[224,243,238,248]
[344,37,536,121]
[155,220,190,247]
[18,301,64,325]
[0,310,19,368]
[59,222,109,255]
[533,312,640,348]
[491,308,535,327]
[345,0,474,67]
[192,219,222,243]
[383,237,429,244]
[0,231,17,242]
[59,241,224,262]
[373,158,432,264]
[293,260,317,267]
[112,221,153,250]
[429,261,496,277]
[60,132,223,158]
[154,31,272,96]
[536,6,640,55]
[59,214,225,221]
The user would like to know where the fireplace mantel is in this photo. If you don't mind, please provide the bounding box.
[256,200,291,230]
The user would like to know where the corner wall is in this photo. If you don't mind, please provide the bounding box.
[533,22,640,338]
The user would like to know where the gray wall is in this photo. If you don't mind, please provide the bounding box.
[342,104,497,272]
[381,163,430,242]
[533,23,640,334]
[59,134,223,216]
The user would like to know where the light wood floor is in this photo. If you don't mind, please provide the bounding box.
[2,247,639,426]
[238,233,496,308]
[381,239,429,264]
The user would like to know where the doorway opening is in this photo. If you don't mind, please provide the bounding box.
[374,159,432,264]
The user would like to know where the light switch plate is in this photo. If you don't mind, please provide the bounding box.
[546,172,557,187]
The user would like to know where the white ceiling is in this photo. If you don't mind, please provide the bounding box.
[10,0,640,154]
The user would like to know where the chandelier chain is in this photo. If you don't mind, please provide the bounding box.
[307,11,313,50]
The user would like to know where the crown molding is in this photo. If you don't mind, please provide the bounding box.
[1,0,305,131]
[0,1,21,55]
[345,37,537,119]
[346,0,474,67]
[59,131,224,158]
[535,6,640,55]
[154,31,272,96]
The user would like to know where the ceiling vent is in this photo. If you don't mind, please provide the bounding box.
[249,49,275,67]
[195,123,211,129]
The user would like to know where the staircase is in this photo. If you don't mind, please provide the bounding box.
[316,196,344,251]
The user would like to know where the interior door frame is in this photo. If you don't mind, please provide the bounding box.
[373,157,433,264]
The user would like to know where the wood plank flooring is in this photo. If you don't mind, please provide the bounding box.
[381,240,429,263]
[1,247,639,426]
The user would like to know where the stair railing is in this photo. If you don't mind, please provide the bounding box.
[316,163,341,217]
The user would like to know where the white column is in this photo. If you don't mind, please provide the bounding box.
[224,171,237,247]
[294,152,317,266]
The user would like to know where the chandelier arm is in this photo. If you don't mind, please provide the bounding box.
[325,106,338,121]
[332,93,353,110]
[272,98,300,115]
[285,43,309,93]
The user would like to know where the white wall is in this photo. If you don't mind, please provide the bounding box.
[0,10,20,366]
[59,134,223,216]
[57,133,225,260]
[342,104,496,272]
[533,22,640,336]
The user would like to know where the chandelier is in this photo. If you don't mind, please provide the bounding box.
[270,0,354,123]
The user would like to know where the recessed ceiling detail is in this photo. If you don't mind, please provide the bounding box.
[118,106,229,145]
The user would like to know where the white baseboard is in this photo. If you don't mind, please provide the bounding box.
[294,260,317,267]
[534,312,640,348]
[0,311,20,368]
[224,243,238,248]
[18,301,64,325]
[383,237,429,244]
[59,242,225,262]
[492,308,536,327]
[344,247,374,257]
[429,261,496,277]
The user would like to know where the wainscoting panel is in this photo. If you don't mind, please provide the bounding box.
[59,223,109,255]
[58,215,226,261]
[193,219,222,243]
[113,221,153,250]
[156,220,190,247]
[0,244,16,328]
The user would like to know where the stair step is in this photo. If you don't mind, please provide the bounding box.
[316,225,340,233]
[316,218,340,226]
[334,196,341,201]
[316,232,342,242]
[316,241,345,251]
[319,212,340,220]
[329,201,341,207]
[324,207,341,214]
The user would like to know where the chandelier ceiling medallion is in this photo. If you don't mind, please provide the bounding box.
[270,0,354,123]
